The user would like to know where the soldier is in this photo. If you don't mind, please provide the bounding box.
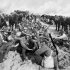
[14,34,33,60]
[54,16,60,31]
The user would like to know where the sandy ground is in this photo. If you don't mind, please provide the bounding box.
[47,25,59,38]
[41,21,59,37]
[0,51,55,70]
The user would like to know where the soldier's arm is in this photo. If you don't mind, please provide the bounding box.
[20,38,33,50]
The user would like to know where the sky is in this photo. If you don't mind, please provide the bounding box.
[0,0,70,16]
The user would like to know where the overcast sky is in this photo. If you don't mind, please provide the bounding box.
[0,0,70,16]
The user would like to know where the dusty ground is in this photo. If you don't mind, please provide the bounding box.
[41,21,59,37]
[47,25,59,37]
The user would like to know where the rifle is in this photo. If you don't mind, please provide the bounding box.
[49,33,58,55]
[49,33,59,70]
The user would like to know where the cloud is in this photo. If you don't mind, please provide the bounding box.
[0,0,70,16]
[33,0,70,16]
